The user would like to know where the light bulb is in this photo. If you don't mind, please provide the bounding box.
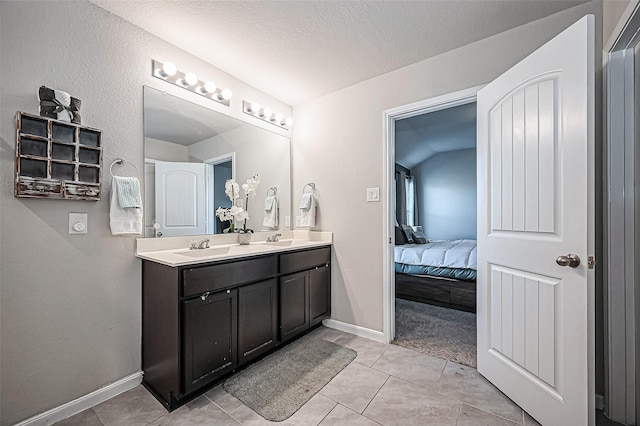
[203,81,216,93]
[184,72,198,86]
[250,102,260,113]
[262,108,272,119]
[221,88,232,100]
[284,117,294,127]
[161,62,177,77]
[274,112,283,123]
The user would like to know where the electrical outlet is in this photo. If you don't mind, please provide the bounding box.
[69,212,88,234]
[296,216,302,227]
[285,216,291,227]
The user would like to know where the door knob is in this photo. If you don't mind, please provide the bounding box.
[556,254,580,268]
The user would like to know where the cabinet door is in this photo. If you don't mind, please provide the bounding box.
[182,289,237,395]
[279,271,309,342]
[238,279,277,364]
[309,264,331,326]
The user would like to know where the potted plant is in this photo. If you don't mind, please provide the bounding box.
[216,174,260,244]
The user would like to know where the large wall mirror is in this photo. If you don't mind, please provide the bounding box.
[143,86,291,237]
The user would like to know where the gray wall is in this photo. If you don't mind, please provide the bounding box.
[0,1,609,424]
[413,149,477,240]
[0,2,291,424]
[291,0,603,391]
[603,0,633,45]
[292,0,602,331]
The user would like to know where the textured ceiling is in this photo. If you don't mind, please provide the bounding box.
[143,87,244,146]
[395,102,477,169]
[91,0,586,106]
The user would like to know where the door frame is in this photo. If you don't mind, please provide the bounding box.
[205,152,236,234]
[603,1,640,423]
[382,85,483,343]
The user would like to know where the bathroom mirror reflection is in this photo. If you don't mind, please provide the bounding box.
[143,86,291,237]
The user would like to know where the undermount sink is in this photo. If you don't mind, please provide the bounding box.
[176,247,231,257]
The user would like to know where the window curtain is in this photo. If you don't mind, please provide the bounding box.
[395,165,419,226]
[395,169,407,225]
[405,175,417,227]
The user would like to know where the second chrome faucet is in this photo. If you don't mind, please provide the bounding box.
[190,238,210,250]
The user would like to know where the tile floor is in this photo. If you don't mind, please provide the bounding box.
[56,326,541,426]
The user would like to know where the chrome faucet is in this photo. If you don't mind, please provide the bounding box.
[190,238,210,250]
[266,233,282,242]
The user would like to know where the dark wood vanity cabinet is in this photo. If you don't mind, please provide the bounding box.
[238,279,278,364]
[142,246,331,411]
[182,289,237,395]
[279,247,331,342]
[279,271,309,341]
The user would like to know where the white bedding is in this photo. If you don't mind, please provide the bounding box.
[394,239,477,270]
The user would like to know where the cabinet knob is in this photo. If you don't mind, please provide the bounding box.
[200,291,210,301]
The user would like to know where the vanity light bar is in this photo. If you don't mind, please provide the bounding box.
[242,100,293,129]
[152,60,232,107]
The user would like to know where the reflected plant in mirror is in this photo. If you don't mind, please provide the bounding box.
[143,86,291,237]
[216,174,260,234]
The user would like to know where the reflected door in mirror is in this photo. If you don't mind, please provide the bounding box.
[155,161,206,237]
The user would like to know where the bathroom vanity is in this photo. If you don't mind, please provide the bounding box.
[136,232,332,411]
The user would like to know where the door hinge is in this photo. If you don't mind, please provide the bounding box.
[588,256,596,270]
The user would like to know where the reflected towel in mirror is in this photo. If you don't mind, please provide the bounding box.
[263,195,278,228]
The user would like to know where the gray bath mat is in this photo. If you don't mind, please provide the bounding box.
[224,333,356,421]
[393,298,477,367]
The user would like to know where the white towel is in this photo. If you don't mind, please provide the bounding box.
[113,176,142,208]
[263,195,278,228]
[299,193,316,228]
[110,178,143,235]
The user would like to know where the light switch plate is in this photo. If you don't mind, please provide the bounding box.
[69,212,88,234]
[366,187,380,202]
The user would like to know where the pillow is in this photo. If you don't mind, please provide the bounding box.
[401,225,416,244]
[395,226,408,245]
[411,228,428,244]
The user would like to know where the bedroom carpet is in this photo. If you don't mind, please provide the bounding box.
[393,298,477,368]
[223,332,356,422]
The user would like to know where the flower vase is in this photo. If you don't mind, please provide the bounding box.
[238,232,252,245]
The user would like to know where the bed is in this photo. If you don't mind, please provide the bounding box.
[395,239,477,312]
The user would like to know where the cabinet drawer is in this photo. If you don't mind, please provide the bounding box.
[182,255,277,297]
[280,247,330,275]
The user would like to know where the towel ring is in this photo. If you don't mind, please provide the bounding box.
[303,183,315,194]
[267,187,278,196]
[109,158,139,178]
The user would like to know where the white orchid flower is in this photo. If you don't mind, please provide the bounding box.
[235,210,249,222]
[224,180,239,201]
[242,174,260,198]
[215,207,232,222]
[229,205,244,216]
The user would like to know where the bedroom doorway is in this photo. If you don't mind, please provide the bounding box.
[382,86,481,348]
[391,97,479,367]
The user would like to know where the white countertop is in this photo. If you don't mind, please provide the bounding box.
[136,230,332,267]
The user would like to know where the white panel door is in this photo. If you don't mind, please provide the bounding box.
[155,161,206,237]
[477,16,594,426]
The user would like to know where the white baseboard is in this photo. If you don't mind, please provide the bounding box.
[595,393,605,410]
[322,319,386,343]
[15,372,142,426]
